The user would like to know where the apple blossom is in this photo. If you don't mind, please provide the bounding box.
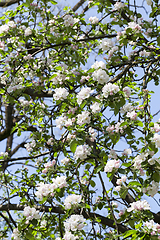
[127,200,150,212]
[89,16,99,24]
[53,87,69,101]
[74,145,91,160]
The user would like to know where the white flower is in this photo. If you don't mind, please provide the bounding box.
[125,22,141,33]
[64,215,85,232]
[63,231,78,240]
[91,61,106,69]
[123,86,131,97]
[23,206,40,223]
[145,220,159,232]
[77,87,94,104]
[127,200,150,212]
[64,194,82,209]
[8,21,16,28]
[126,110,137,120]
[24,27,32,36]
[89,16,99,24]
[55,114,67,129]
[92,69,109,84]
[99,39,114,51]
[143,181,159,197]
[63,15,78,27]
[152,133,160,148]
[120,103,134,114]
[77,111,91,125]
[61,157,70,165]
[90,102,101,113]
[123,148,132,156]
[113,2,125,10]
[104,159,120,172]
[74,145,91,160]
[53,88,69,101]
[102,83,120,98]
[52,176,67,188]
[11,228,20,240]
[0,24,9,34]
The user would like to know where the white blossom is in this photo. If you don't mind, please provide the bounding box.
[53,88,69,101]
[61,157,70,165]
[63,15,78,27]
[77,87,94,105]
[104,159,120,172]
[11,228,20,240]
[91,61,106,69]
[152,133,160,148]
[90,102,101,113]
[64,215,85,232]
[92,69,109,84]
[64,194,82,209]
[77,111,91,125]
[113,2,125,10]
[23,206,40,223]
[74,145,91,160]
[102,83,120,98]
[89,16,99,24]
[24,27,32,36]
[127,200,150,212]
[99,39,114,51]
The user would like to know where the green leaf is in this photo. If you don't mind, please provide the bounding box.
[119,187,128,199]
[128,181,142,187]
[70,140,78,153]
[157,36,160,46]
[137,121,143,127]
[123,230,137,238]
[90,180,96,187]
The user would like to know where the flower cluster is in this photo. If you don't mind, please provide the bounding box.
[53,88,69,101]
[90,102,101,113]
[106,120,126,134]
[47,137,54,146]
[102,83,120,98]
[120,103,134,114]
[42,160,56,173]
[104,159,120,173]
[61,157,70,165]
[91,61,106,70]
[35,176,67,200]
[77,111,91,125]
[23,206,40,224]
[152,133,160,148]
[63,15,79,27]
[77,87,94,105]
[92,68,109,84]
[89,16,99,24]
[113,2,125,10]
[24,140,36,152]
[116,175,127,185]
[64,214,85,233]
[126,110,137,120]
[0,152,8,158]
[64,194,82,209]
[74,145,92,160]
[144,220,160,235]
[99,39,114,52]
[11,228,20,240]
[88,127,97,141]
[127,200,150,212]
[143,181,159,197]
